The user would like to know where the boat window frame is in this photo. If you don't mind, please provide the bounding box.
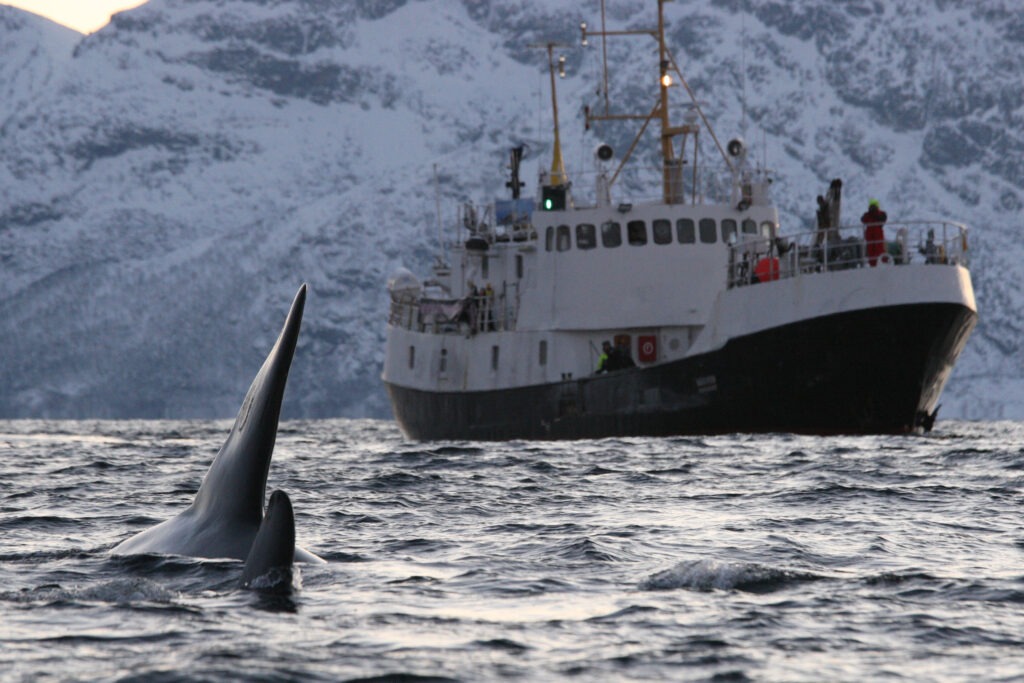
[556,224,571,252]
[491,345,500,371]
[601,220,622,248]
[699,218,717,244]
[677,218,696,244]
[539,340,548,366]
[742,218,758,236]
[545,226,554,251]
[627,220,648,246]
[652,218,672,245]
[576,223,597,250]
[721,219,737,244]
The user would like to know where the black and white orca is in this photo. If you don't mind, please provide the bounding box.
[111,285,323,565]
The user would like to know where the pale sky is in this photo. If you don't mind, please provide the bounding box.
[1,0,147,34]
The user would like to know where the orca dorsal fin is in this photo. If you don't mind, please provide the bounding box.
[111,285,321,563]
[190,284,305,525]
[240,490,296,593]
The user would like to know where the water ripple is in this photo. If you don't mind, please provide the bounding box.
[2,419,1024,682]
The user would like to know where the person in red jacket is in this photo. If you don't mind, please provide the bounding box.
[861,198,888,266]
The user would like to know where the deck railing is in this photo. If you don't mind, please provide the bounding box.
[389,284,520,334]
[726,221,970,289]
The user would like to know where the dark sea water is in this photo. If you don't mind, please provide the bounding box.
[2,419,1024,682]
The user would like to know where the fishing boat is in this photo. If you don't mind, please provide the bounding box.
[382,0,977,440]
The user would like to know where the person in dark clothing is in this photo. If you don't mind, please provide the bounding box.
[861,199,888,266]
[461,281,479,335]
[613,339,636,369]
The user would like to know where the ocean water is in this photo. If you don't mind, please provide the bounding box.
[2,419,1024,682]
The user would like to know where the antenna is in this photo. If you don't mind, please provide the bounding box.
[433,163,446,262]
[740,12,748,137]
[600,0,610,115]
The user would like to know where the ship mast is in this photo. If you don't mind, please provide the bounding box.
[583,0,731,205]
[544,43,570,187]
[532,41,571,210]
[655,1,680,204]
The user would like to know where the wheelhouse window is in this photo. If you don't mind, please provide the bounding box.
[576,223,596,250]
[677,218,695,243]
[742,218,757,236]
[545,226,554,251]
[491,345,500,371]
[439,348,447,373]
[556,225,571,252]
[539,340,548,366]
[516,254,523,279]
[627,220,647,246]
[601,221,622,248]
[699,218,717,243]
[761,221,777,238]
[721,219,737,244]
[408,346,415,369]
[653,219,672,245]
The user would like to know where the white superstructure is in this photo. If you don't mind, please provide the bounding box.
[381,0,977,440]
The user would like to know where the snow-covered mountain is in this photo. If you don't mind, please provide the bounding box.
[0,0,1020,420]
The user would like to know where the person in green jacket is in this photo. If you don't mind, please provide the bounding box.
[596,341,613,374]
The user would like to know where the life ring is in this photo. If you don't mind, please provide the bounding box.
[877,252,893,266]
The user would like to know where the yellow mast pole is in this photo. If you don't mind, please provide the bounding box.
[546,43,568,187]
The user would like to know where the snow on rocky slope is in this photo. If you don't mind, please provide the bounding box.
[0,0,1020,420]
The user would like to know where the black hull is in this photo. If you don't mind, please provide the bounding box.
[386,303,977,441]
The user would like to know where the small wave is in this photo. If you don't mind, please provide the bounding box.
[342,674,460,683]
[946,583,1024,604]
[861,571,940,587]
[104,553,237,590]
[585,604,660,622]
[471,638,530,652]
[426,445,485,456]
[50,460,121,474]
[0,515,83,531]
[645,466,692,475]
[364,471,432,490]
[0,548,93,563]
[941,447,997,459]
[320,550,369,563]
[243,565,300,594]
[387,575,440,585]
[639,559,824,593]
[482,521,543,534]
[451,570,570,596]
[552,537,622,563]
[330,511,385,524]
[382,537,456,554]
[664,437,711,448]
[4,577,178,605]
[623,472,663,484]
[106,552,211,572]
[75,577,179,603]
